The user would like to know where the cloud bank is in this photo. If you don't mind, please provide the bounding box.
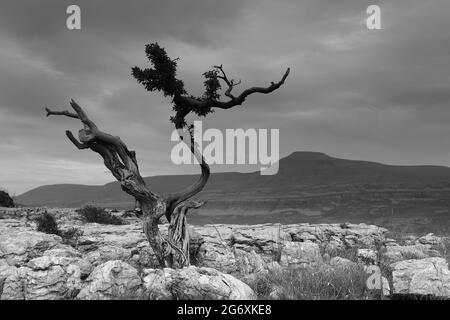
[0,0,449,194]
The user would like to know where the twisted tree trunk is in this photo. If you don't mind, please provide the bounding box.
[46,100,207,268]
[140,200,167,267]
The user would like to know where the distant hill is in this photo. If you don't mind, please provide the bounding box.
[16,152,450,231]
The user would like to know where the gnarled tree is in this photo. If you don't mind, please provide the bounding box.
[46,43,289,268]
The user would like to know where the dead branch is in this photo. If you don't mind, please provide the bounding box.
[176,67,290,110]
[213,64,241,100]
[46,99,158,202]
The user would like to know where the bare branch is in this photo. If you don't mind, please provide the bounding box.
[45,100,159,203]
[45,107,79,119]
[65,130,89,149]
[213,64,241,100]
[69,99,98,131]
[177,67,290,110]
[48,100,138,171]
[237,67,290,99]
[46,99,97,132]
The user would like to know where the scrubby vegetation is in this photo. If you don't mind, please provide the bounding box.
[0,189,14,208]
[35,211,60,235]
[248,265,379,300]
[76,205,124,225]
[35,211,84,247]
[60,227,84,247]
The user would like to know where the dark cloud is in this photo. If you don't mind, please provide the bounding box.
[0,0,243,43]
[1,0,450,194]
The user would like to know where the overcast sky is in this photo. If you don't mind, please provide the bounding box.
[1,0,450,194]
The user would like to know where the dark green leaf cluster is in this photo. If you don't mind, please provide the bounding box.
[202,69,221,101]
[132,43,186,98]
[132,43,219,128]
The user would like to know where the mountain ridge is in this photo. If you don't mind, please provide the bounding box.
[16,151,450,215]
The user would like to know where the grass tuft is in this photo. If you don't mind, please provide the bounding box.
[35,211,59,235]
[247,265,380,300]
[76,205,124,225]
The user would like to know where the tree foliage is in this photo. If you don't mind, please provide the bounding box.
[132,43,248,128]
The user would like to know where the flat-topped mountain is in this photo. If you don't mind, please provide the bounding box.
[16,152,450,231]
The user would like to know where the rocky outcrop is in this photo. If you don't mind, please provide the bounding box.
[391,258,450,298]
[46,220,387,275]
[357,248,378,265]
[194,223,387,274]
[76,260,142,300]
[0,265,25,299]
[383,244,441,264]
[142,266,256,300]
[0,219,62,266]
[280,242,322,267]
[0,210,449,300]
[416,233,447,248]
[0,245,85,300]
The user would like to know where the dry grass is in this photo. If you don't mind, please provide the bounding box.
[242,224,386,300]
[248,265,380,300]
[76,205,124,225]
[439,238,450,265]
